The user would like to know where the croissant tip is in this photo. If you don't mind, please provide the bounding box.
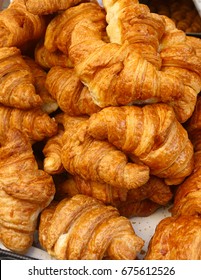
[44,156,61,173]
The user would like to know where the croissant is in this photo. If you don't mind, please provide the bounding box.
[0,128,55,253]
[186,36,201,59]
[23,56,58,114]
[24,0,84,15]
[39,194,144,260]
[61,115,150,190]
[125,176,173,206]
[45,0,199,123]
[35,41,73,70]
[43,126,65,174]
[69,11,201,123]
[159,16,201,122]
[186,95,201,152]
[44,2,106,54]
[87,104,194,185]
[56,174,172,208]
[0,106,58,142]
[45,66,101,116]
[103,0,165,68]
[171,98,201,216]
[145,215,201,260]
[117,199,160,218]
[0,47,42,109]
[53,175,161,226]
[171,152,201,217]
[0,0,47,48]
[55,174,127,204]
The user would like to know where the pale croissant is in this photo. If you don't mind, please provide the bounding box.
[61,115,150,190]
[0,128,55,252]
[87,104,194,185]
[39,194,144,259]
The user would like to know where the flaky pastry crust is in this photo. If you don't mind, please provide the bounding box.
[45,66,101,116]
[61,115,150,190]
[145,215,201,260]
[25,0,85,15]
[23,56,58,114]
[39,194,144,260]
[0,129,55,252]
[0,47,42,109]
[88,104,194,185]
[0,106,58,142]
[0,0,47,48]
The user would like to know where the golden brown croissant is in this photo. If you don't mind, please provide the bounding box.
[54,173,161,218]
[55,174,128,205]
[103,0,165,68]
[0,128,55,253]
[24,0,84,15]
[69,17,200,122]
[23,56,58,114]
[0,106,58,142]
[125,176,173,206]
[44,2,106,54]
[171,97,201,216]
[43,126,65,175]
[54,1,200,123]
[87,104,194,185]
[117,199,160,218]
[45,66,101,116]
[186,36,201,59]
[35,41,73,70]
[171,153,201,217]
[0,0,47,48]
[185,95,201,152]
[56,174,172,208]
[145,215,201,260]
[61,115,150,190]
[159,16,201,122]
[39,194,144,260]
[0,47,43,109]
